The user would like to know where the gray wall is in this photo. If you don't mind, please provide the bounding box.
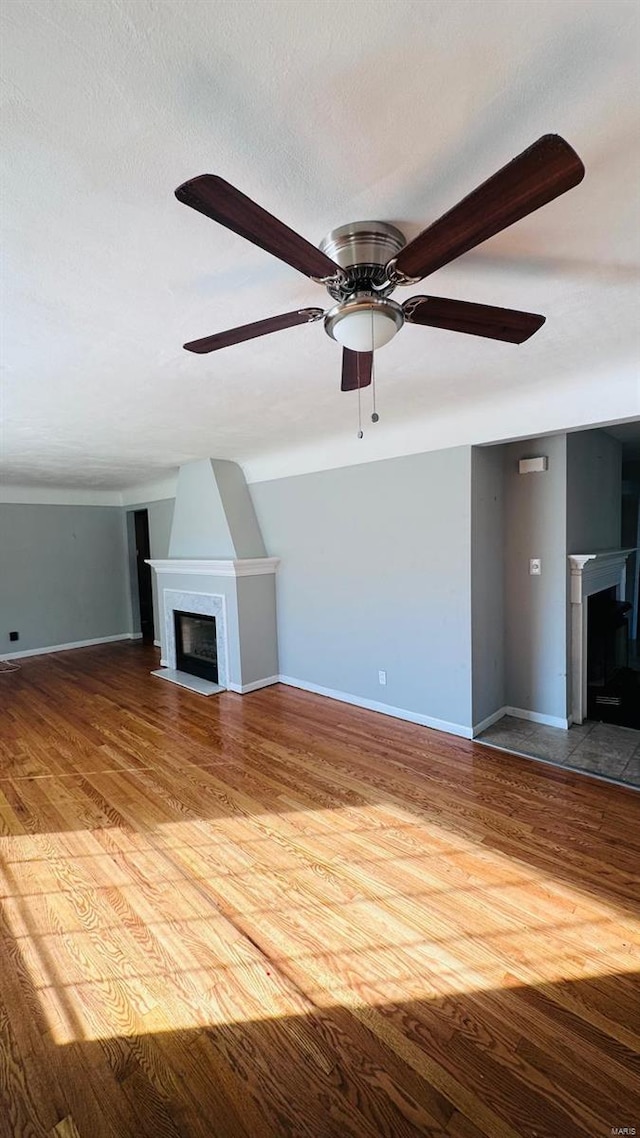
[126,498,174,639]
[503,435,568,722]
[471,446,505,727]
[251,447,473,731]
[0,503,130,654]
[236,575,279,685]
[567,429,622,554]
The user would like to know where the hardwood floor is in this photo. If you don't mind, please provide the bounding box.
[0,643,638,1138]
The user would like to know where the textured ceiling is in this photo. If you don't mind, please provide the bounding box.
[1,0,639,489]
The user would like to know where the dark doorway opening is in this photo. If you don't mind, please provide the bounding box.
[134,510,154,644]
[174,611,218,683]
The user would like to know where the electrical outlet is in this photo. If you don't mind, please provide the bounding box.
[378,670,387,686]
[529,558,542,576]
[9,631,18,642]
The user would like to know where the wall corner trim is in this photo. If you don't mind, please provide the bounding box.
[472,707,507,737]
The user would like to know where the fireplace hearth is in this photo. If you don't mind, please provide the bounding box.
[174,610,218,683]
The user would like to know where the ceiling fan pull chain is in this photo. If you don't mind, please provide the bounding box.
[370,309,379,424]
[357,378,364,439]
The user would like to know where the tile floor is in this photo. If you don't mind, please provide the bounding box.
[477,715,640,788]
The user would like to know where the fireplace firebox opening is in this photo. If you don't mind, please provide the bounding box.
[586,587,637,727]
[174,610,218,683]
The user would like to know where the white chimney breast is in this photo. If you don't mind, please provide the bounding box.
[168,458,266,559]
[150,458,279,696]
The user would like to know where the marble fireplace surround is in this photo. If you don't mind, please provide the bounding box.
[569,548,635,724]
[148,558,280,694]
[162,588,229,689]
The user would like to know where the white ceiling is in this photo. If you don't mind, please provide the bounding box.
[2,0,639,490]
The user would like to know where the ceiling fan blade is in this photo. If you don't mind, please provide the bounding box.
[403,296,545,343]
[184,307,324,354]
[341,349,373,391]
[176,175,342,282]
[393,135,585,281]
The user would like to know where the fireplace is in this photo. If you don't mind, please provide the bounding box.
[587,587,636,726]
[146,459,279,695]
[569,549,635,724]
[174,610,218,683]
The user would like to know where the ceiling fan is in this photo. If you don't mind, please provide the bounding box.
[175,134,585,392]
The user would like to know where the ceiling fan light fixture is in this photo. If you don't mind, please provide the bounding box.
[325,296,404,353]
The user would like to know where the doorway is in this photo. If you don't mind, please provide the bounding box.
[133,509,154,643]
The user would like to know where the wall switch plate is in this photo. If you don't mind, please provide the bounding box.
[378,670,387,686]
[529,558,542,576]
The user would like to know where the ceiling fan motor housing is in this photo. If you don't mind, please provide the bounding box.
[319,221,406,300]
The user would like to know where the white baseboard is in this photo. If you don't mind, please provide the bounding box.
[0,632,139,662]
[472,707,507,737]
[160,658,168,667]
[153,639,161,648]
[227,675,280,694]
[278,675,473,739]
[506,706,570,730]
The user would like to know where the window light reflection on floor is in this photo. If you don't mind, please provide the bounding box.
[1,802,638,1046]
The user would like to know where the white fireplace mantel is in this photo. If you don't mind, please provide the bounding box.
[147,558,279,577]
[569,548,636,724]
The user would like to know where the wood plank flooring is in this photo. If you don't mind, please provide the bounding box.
[0,642,638,1138]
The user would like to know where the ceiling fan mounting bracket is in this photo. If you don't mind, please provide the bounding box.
[319,221,406,300]
[310,269,348,291]
[385,258,423,288]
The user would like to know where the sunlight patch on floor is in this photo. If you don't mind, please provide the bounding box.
[1,801,638,1045]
